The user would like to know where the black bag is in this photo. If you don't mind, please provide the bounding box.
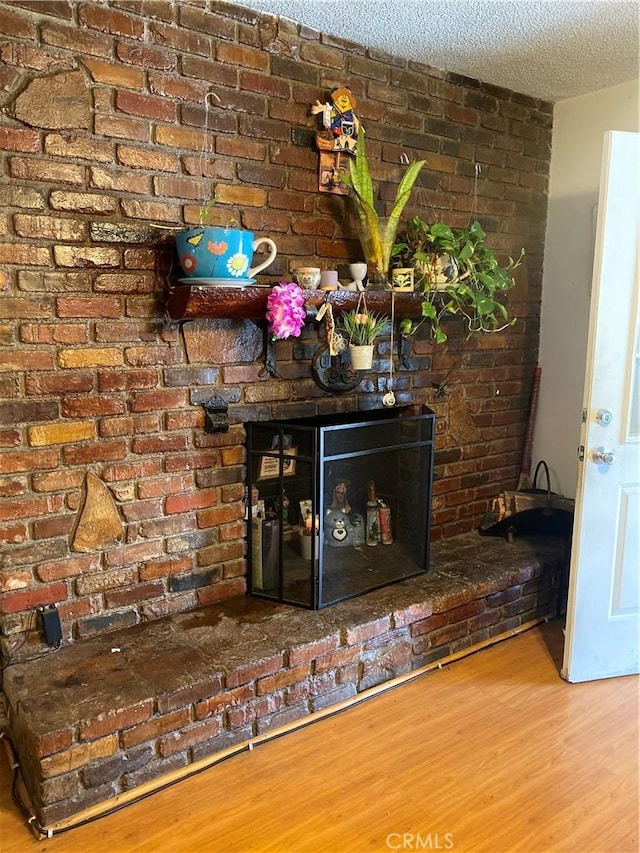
[479,461,575,539]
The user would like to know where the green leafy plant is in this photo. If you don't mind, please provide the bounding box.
[342,127,426,280]
[393,217,524,342]
[195,190,239,229]
[197,192,217,225]
[339,309,389,345]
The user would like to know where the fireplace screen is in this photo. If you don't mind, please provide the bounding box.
[246,406,435,608]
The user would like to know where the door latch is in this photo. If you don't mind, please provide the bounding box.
[596,409,613,426]
[592,446,616,465]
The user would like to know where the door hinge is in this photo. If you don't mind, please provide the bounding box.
[581,408,588,422]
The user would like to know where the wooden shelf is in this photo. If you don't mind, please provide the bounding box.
[165,284,426,321]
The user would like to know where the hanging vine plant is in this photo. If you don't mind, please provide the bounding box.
[392,217,525,342]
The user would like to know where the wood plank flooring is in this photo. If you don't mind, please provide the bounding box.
[1,620,637,853]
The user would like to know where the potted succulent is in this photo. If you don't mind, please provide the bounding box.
[339,307,389,369]
[393,217,524,342]
[342,127,426,288]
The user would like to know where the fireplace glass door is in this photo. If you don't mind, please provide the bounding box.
[246,406,435,608]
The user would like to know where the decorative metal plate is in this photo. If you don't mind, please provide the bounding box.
[311,344,361,393]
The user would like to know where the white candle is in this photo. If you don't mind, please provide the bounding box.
[319,270,339,290]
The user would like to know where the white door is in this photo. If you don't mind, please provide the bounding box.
[562,131,640,683]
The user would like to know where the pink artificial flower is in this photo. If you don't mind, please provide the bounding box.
[266,282,306,340]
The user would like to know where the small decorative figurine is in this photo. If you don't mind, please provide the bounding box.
[324,508,365,548]
[339,262,367,292]
[331,480,352,514]
[311,86,360,194]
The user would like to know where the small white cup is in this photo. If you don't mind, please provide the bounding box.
[294,267,321,289]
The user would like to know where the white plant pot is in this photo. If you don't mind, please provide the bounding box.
[349,344,374,370]
[416,253,458,291]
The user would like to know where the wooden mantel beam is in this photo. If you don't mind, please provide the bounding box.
[165,285,427,322]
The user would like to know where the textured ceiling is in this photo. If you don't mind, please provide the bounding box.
[243,0,640,102]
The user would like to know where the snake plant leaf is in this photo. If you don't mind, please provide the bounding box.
[349,193,385,272]
[344,126,426,275]
[382,158,426,271]
[348,127,375,210]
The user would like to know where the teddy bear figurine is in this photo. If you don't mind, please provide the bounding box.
[324,508,365,548]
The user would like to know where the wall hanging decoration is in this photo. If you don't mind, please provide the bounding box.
[311,345,360,394]
[382,290,398,407]
[311,85,359,194]
[72,473,123,553]
[311,300,359,393]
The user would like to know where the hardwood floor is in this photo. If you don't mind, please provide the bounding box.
[1,620,638,853]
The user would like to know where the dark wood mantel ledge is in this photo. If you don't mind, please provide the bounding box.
[165,283,427,321]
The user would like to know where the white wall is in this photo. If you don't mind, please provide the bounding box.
[532,79,639,498]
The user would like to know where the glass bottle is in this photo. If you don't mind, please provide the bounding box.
[366,480,381,546]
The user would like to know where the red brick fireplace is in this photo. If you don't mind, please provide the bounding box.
[0,0,554,830]
[0,0,551,664]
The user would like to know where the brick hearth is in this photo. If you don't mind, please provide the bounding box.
[3,532,567,829]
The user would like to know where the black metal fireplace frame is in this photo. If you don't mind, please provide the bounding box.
[246,406,436,609]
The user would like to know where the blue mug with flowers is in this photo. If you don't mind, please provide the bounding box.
[175,226,277,281]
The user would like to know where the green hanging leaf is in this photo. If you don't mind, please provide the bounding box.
[400,318,414,336]
[421,301,437,319]
[458,240,474,262]
[434,327,448,343]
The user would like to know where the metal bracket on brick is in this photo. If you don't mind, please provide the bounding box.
[259,330,281,379]
[399,330,413,370]
[202,396,229,433]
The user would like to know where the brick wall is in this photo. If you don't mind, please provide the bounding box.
[0,0,553,662]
